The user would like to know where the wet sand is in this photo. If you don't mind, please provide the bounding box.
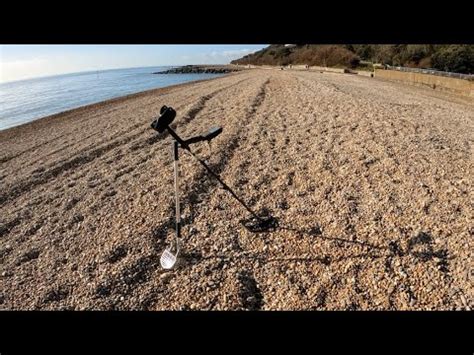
[0,69,472,310]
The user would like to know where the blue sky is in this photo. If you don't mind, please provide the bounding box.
[0,45,267,83]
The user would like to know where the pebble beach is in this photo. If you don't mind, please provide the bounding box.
[0,68,472,310]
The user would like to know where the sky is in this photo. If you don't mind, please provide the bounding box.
[0,45,267,83]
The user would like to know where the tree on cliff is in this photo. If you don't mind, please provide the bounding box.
[431,45,473,74]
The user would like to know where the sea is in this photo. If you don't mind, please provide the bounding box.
[0,66,224,131]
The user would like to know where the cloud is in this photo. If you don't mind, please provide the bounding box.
[185,48,259,64]
[209,48,257,61]
[0,56,51,82]
[211,48,256,58]
[0,54,125,83]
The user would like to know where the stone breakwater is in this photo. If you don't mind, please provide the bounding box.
[154,65,242,75]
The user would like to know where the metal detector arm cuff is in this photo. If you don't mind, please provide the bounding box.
[203,126,223,141]
[182,126,223,147]
[183,135,206,146]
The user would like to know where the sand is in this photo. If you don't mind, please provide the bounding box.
[0,69,472,310]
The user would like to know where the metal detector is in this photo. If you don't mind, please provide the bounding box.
[151,105,277,269]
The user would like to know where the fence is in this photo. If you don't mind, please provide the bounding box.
[385,65,473,81]
[375,68,473,98]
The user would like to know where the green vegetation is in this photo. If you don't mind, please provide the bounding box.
[231,45,474,74]
[431,45,474,74]
[232,45,359,68]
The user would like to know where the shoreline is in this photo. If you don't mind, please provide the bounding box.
[0,73,233,139]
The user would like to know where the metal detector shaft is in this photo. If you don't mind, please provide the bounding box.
[173,141,181,251]
[184,148,263,222]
